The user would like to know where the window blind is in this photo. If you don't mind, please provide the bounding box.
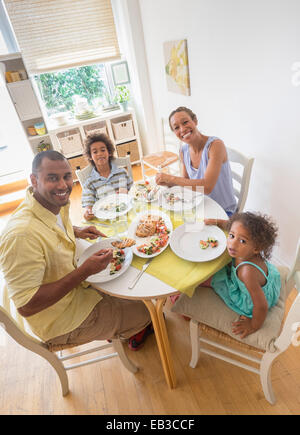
[4,0,121,74]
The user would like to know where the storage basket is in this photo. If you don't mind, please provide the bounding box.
[116,140,140,163]
[111,118,135,141]
[83,122,108,137]
[68,155,89,180]
[57,129,83,155]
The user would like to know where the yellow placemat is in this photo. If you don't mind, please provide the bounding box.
[131,246,231,298]
[82,208,231,297]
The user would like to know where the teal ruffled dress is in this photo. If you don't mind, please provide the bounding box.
[211,260,281,318]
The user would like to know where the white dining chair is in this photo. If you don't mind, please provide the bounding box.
[75,156,133,188]
[140,118,181,179]
[172,238,300,405]
[0,286,138,397]
[227,147,254,212]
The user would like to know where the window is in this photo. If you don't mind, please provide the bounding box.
[33,60,129,125]
[4,0,120,74]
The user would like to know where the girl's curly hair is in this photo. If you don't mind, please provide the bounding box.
[228,212,278,260]
[83,132,115,168]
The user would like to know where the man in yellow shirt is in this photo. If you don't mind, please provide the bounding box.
[0,150,151,350]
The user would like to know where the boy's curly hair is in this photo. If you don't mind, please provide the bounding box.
[83,132,115,168]
[227,212,278,260]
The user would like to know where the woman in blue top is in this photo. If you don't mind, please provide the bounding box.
[155,107,236,216]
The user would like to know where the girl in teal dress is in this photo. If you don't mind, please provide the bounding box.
[204,212,281,339]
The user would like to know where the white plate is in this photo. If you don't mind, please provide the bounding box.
[127,210,173,258]
[92,193,132,220]
[129,180,159,202]
[159,186,203,211]
[77,238,133,283]
[170,225,227,262]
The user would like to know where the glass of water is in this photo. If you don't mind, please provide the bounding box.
[183,208,196,232]
[115,215,128,238]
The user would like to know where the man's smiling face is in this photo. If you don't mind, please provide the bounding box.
[30,157,73,214]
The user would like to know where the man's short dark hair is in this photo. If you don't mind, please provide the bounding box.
[32,150,67,175]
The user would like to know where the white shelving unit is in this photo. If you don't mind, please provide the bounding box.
[49,108,143,181]
[0,52,52,155]
[0,52,143,180]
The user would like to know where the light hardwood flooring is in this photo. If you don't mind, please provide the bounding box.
[1,165,300,415]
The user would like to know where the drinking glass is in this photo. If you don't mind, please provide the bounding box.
[115,215,128,238]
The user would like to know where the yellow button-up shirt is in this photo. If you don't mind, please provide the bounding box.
[0,187,102,341]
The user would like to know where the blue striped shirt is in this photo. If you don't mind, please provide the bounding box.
[81,161,133,207]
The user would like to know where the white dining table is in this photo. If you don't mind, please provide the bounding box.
[76,196,228,389]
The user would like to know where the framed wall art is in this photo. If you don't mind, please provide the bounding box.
[111,61,130,86]
[163,39,191,96]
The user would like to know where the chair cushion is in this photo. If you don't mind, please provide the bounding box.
[172,266,289,351]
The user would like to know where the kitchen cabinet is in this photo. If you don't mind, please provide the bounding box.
[7,80,42,121]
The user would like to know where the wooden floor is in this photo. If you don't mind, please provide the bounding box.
[1,165,300,415]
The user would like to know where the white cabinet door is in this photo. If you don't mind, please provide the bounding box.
[8,79,42,121]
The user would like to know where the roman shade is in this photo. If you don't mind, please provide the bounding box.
[4,0,121,74]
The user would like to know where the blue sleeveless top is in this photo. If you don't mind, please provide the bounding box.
[181,137,237,215]
[211,260,281,317]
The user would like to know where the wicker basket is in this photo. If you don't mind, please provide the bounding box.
[116,140,140,163]
[68,155,89,180]
[111,118,135,141]
[56,129,83,155]
[83,122,108,137]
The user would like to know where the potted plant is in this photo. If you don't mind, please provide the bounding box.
[114,85,130,111]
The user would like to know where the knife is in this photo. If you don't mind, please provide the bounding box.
[128,258,153,289]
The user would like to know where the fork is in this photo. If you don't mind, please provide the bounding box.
[128,258,153,289]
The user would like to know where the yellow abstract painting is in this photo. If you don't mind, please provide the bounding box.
[164,39,191,96]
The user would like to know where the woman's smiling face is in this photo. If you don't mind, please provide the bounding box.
[170,111,198,142]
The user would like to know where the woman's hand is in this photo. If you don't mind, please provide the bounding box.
[155,172,175,186]
[84,207,95,221]
[73,225,107,240]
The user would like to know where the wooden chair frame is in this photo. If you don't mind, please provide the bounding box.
[189,238,300,404]
[0,303,138,396]
[227,147,254,212]
[140,118,181,179]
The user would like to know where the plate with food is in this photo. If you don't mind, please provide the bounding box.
[127,211,173,258]
[92,193,132,220]
[77,238,133,283]
[129,180,160,202]
[170,225,227,262]
[159,186,203,212]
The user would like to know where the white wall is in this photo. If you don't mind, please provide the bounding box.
[0,64,33,179]
[137,0,300,266]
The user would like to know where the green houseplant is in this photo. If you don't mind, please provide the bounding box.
[114,85,130,111]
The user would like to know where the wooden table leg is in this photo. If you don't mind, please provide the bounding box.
[156,298,176,388]
[143,298,176,389]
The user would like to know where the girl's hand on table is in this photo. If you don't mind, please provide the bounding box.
[73,225,107,240]
[204,218,228,230]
